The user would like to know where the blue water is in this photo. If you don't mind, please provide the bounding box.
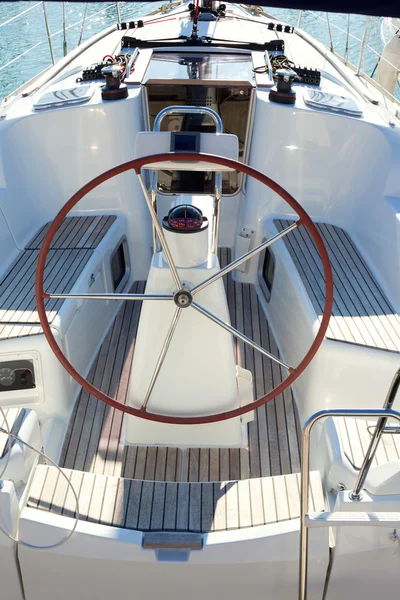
[0,2,392,99]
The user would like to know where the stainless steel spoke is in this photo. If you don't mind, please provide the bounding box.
[46,293,172,301]
[192,221,300,296]
[192,302,291,370]
[137,173,182,290]
[141,306,182,411]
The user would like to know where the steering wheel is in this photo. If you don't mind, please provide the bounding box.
[35,152,333,425]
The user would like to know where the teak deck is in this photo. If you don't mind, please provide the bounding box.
[27,464,325,532]
[275,219,400,353]
[0,215,116,340]
[335,416,400,468]
[59,249,301,482]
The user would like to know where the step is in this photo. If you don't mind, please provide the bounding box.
[26,465,326,533]
[306,511,400,528]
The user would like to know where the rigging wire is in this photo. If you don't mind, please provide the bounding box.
[0,406,12,481]
[0,42,43,74]
[307,11,400,77]
[0,405,80,550]
[0,3,118,76]
[0,1,42,30]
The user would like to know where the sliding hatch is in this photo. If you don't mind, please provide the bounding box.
[144,51,254,195]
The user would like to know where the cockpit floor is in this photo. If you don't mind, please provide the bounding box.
[60,249,301,482]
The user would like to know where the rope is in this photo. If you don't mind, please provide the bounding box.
[194,0,200,25]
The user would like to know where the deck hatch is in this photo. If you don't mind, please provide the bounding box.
[144,52,255,86]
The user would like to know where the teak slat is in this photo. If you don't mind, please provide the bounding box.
[61,256,300,483]
[28,245,326,534]
[30,465,325,533]
[275,220,400,353]
[0,214,117,340]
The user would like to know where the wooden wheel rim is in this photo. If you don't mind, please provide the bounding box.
[35,152,334,424]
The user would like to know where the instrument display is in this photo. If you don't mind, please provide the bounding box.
[0,360,35,392]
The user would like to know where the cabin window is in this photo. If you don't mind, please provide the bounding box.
[260,247,275,301]
[111,240,128,291]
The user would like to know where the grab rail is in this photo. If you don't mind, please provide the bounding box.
[151,105,223,254]
[153,106,223,133]
[351,369,400,500]
[299,369,400,600]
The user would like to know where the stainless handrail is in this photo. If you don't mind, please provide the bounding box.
[351,368,400,500]
[299,401,400,600]
[153,106,223,133]
[151,105,223,255]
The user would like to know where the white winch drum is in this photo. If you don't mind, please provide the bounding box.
[162,204,209,268]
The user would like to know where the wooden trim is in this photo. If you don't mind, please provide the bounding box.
[142,532,203,549]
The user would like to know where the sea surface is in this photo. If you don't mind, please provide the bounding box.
[0,1,396,99]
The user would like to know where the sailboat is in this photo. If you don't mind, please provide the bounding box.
[0,1,400,598]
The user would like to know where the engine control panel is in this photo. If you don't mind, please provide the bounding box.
[0,359,35,392]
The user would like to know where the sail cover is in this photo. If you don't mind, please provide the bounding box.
[58,1,400,18]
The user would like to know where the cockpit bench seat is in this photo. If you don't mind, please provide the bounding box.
[274,219,400,353]
[0,215,116,340]
[27,464,325,532]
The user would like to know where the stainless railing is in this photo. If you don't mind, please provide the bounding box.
[1,4,399,108]
[0,2,121,97]
[151,105,223,255]
[299,368,400,600]
[350,369,400,500]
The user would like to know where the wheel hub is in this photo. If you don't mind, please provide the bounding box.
[174,289,193,308]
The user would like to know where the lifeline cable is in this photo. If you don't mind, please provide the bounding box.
[0,405,80,550]
[0,405,12,481]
